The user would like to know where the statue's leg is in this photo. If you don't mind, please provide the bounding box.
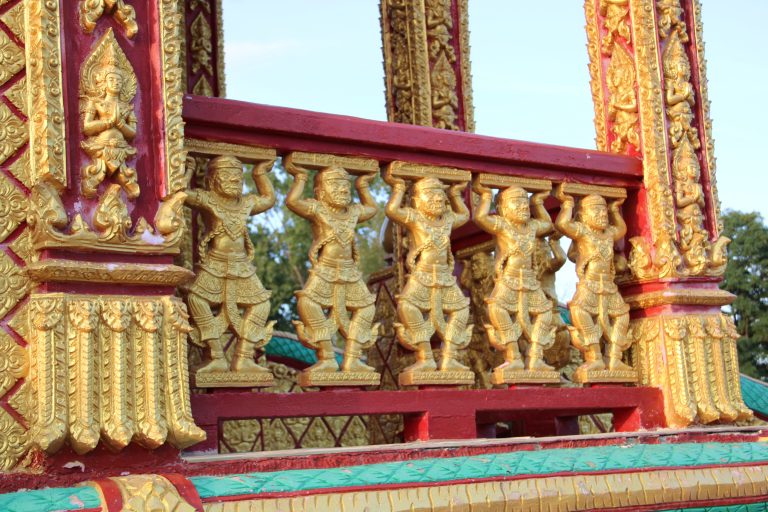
[343,304,376,372]
[570,304,606,372]
[440,305,470,372]
[297,295,339,373]
[231,300,272,373]
[396,300,437,372]
[187,294,228,372]
[527,307,555,371]
[115,163,140,199]
[606,307,633,371]
[81,161,106,198]
[487,302,523,370]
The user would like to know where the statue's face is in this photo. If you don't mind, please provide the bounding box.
[584,202,608,230]
[214,167,243,198]
[105,71,123,95]
[320,177,351,208]
[416,188,447,217]
[500,195,530,223]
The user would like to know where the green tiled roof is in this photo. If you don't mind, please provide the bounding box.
[265,333,342,366]
[190,442,768,499]
[0,486,101,512]
[741,374,768,418]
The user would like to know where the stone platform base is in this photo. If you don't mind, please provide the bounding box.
[491,368,561,385]
[399,370,475,386]
[299,370,381,387]
[573,368,637,384]
[195,370,275,388]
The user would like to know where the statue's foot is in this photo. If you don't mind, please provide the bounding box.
[230,356,271,374]
[196,358,229,374]
[439,357,470,372]
[527,358,555,372]
[495,359,524,372]
[305,359,340,373]
[606,357,633,372]
[403,358,437,374]
[342,358,376,373]
[125,182,140,200]
[576,359,606,373]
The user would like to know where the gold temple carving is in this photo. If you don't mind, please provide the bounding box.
[555,184,636,384]
[80,28,139,200]
[80,0,138,38]
[186,154,277,388]
[384,163,474,386]
[285,153,382,387]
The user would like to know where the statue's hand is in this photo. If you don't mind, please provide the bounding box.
[610,197,625,211]
[554,185,574,205]
[472,180,492,196]
[355,172,374,188]
[383,170,405,189]
[284,155,308,178]
[531,191,549,206]
[253,159,275,177]
[449,181,467,196]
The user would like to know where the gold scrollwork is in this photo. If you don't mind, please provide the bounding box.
[80,0,138,38]
[631,312,752,428]
[25,0,67,187]
[28,293,205,455]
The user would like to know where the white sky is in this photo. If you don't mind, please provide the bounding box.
[222,1,768,300]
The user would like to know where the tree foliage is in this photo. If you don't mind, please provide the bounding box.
[247,160,386,330]
[721,210,768,380]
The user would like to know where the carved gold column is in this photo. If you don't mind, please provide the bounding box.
[8,0,207,461]
[381,0,474,131]
[584,0,750,427]
[184,0,225,97]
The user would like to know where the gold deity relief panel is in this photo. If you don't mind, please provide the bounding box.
[26,0,188,259]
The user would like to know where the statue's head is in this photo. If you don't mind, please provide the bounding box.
[98,65,123,96]
[498,186,530,223]
[581,194,608,230]
[413,177,448,218]
[315,166,351,208]
[208,155,244,199]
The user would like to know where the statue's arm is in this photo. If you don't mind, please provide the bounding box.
[250,160,277,214]
[472,182,499,234]
[355,173,378,223]
[117,108,137,140]
[531,191,554,236]
[554,192,579,239]
[82,101,111,136]
[449,182,469,228]
[610,198,627,241]
[384,176,410,225]
[284,156,316,219]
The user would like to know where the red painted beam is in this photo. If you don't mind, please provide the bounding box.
[182,96,643,188]
[191,386,664,442]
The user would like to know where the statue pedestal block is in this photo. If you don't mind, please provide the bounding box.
[573,368,637,384]
[298,371,381,388]
[399,370,475,387]
[194,370,275,388]
[491,368,561,385]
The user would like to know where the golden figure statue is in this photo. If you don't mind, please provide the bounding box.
[185,155,276,387]
[384,165,474,386]
[80,29,140,200]
[555,185,636,383]
[284,155,381,387]
[534,231,572,370]
[473,178,559,384]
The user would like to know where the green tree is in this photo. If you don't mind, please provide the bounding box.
[721,210,768,380]
[247,160,386,331]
